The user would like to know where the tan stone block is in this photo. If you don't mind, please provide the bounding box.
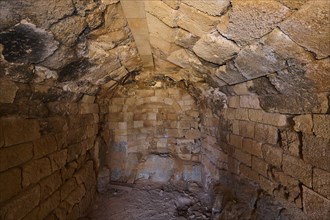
[0,168,22,203]
[0,185,40,220]
[255,123,278,144]
[66,184,86,206]
[262,144,282,168]
[2,118,40,146]
[302,134,330,172]
[182,0,229,16]
[0,142,33,172]
[228,156,240,175]
[280,129,300,157]
[282,154,312,187]
[233,149,251,166]
[293,114,313,133]
[248,109,288,127]
[242,138,262,158]
[177,3,218,37]
[185,129,201,139]
[80,103,99,114]
[239,163,259,182]
[60,178,78,201]
[74,161,96,190]
[136,89,155,97]
[162,0,180,9]
[34,135,58,159]
[313,168,330,199]
[0,80,18,104]
[239,95,260,109]
[49,149,67,172]
[228,96,240,108]
[22,157,52,187]
[81,95,95,104]
[229,134,243,149]
[38,191,60,219]
[145,1,177,27]
[232,120,240,135]
[40,171,62,201]
[303,186,330,219]
[239,121,255,139]
[252,156,268,177]
[313,115,330,139]
[235,108,249,120]
[121,0,146,18]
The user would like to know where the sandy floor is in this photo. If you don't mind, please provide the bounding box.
[82,183,212,220]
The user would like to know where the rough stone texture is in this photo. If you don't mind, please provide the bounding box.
[303,186,330,220]
[50,15,87,47]
[182,0,230,16]
[218,0,290,46]
[177,3,218,37]
[313,168,330,199]
[302,134,330,172]
[280,1,330,59]
[0,142,33,172]
[282,154,312,187]
[193,31,240,65]
[174,28,199,50]
[145,0,177,27]
[293,114,313,134]
[313,115,330,139]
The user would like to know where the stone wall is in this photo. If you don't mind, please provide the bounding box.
[98,75,202,189]
[0,0,142,219]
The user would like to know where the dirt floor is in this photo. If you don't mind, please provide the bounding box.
[81,183,212,220]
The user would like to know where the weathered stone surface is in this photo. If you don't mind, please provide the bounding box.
[182,0,229,16]
[305,58,330,93]
[40,171,62,201]
[50,16,87,47]
[280,130,300,157]
[0,185,40,220]
[303,186,330,220]
[2,118,40,146]
[293,114,313,134]
[177,3,218,37]
[167,49,202,68]
[276,0,309,10]
[22,157,52,187]
[282,154,312,187]
[235,28,314,80]
[215,62,247,85]
[0,21,59,63]
[313,115,330,139]
[174,28,199,50]
[262,144,282,168]
[34,135,58,159]
[218,0,289,46]
[0,168,22,203]
[49,149,68,172]
[40,45,77,70]
[38,191,61,219]
[280,1,330,59]
[313,168,330,199]
[193,31,240,65]
[162,0,180,9]
[0,142,33,172]
[60,178,78,201]
[248,109,287,127]
[302,134,330,172]
[145,0,177,27]
[0,1,19,30]
[0,80,18,104]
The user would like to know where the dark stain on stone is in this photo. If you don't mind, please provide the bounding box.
[58,58,92,82]
[0,22,58,63]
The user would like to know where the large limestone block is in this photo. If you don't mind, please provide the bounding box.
[193,31,240,65]
[145,0,178,27]
[177,3,218,37]
[215,62,247,85]
[280,1,330,59]
[182,0,230,16]
[313,168,330,199]
[313,115,330,139]
[217,0,289,46]
[50,15,87,47]
[235,28,314,80]
[167,49,202,68]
